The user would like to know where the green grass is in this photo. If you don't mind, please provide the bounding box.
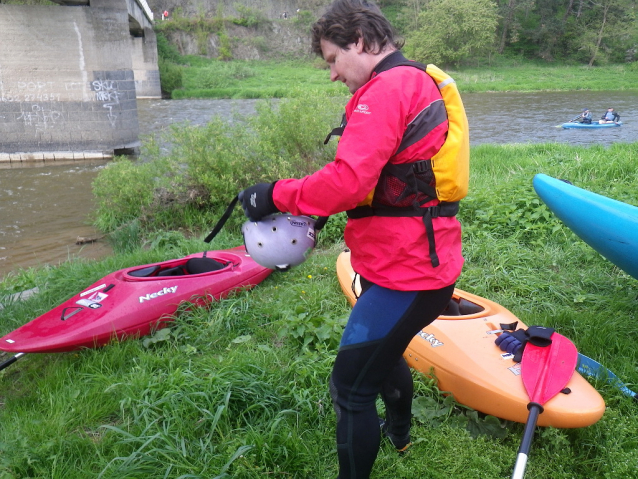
[2,140,638,477]
[454,61,638,93]
[167,57,638,99]
[174,58,348,99]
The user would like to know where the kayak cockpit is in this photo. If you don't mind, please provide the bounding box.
[441,297,485,316]
[127,256,227,278]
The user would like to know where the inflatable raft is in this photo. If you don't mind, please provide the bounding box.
[534,174,638,280]
[0,246,272,354]
[336,251,605,428]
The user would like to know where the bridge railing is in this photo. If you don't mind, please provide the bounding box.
[134,0,154,22]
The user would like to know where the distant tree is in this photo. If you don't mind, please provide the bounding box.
[571,0,637,65]
[405,0,499,66]
[496,0,535,54]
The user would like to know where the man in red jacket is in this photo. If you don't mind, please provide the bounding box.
[239,0,465,477]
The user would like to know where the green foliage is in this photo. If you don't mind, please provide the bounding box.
[91,94,342,246]
[159,58,184,95]
[278,308,347,352]
[453,61,638,92]
[411,372,509,439]
[231,4,268,28]
[177,59,347,100]
[395,0,638,65]
[156,32,184,65]
[91,156,167,232]
[172,57,638,99]
[192,62,256,89]
[405,0,500,67]
[317,212,348,245]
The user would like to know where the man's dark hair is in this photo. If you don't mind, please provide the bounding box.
[311,0,403,57]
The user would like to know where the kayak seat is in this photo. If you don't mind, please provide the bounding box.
[458,298,484,315]
[441,298,485,316]
[157,266,187,276]
[185,257,226,274]
[128,265,162,277]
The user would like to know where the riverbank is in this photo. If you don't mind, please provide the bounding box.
[1,141,637,477]
[170,58,638,99]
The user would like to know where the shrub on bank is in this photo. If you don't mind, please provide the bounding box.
[92,93,344,245]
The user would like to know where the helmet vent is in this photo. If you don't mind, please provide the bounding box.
[241,214,317,270]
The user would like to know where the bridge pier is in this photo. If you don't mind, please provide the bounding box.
[0,0,160,162]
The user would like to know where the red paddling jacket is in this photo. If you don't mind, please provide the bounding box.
[273,51,464,291]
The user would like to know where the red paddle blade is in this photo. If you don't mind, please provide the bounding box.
[521,332,578,406]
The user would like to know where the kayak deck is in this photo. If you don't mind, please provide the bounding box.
[336,251,605,428]
[562,121,622,129]
[0,246,272,353]
[533,173,638,280]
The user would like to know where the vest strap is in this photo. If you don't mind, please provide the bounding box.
[346,202,459,267]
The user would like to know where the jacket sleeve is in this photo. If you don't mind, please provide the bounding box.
[273,73,433,216]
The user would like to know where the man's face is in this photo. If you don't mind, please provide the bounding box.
[320,38,371,94]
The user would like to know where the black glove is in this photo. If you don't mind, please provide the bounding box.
[238,182,279,222]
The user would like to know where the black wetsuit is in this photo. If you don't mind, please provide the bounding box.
[330,277,454,478]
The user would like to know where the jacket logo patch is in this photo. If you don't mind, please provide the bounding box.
[354,104,371,115]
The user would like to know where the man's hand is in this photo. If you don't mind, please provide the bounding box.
[238,182,279,222]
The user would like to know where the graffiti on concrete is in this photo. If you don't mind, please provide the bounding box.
[17,104,62,133]
[92,79,120,127]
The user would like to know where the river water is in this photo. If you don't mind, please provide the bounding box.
[1,90,637,278]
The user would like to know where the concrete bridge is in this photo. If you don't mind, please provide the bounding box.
[0,0,160,162]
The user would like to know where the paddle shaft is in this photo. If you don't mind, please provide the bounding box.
[555,115,582,127]
[0,352,25,372]
[577,353,637,401]
[512,403,542,479]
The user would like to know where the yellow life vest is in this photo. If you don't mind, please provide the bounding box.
[324,55,470,267]
[426,64,469,203]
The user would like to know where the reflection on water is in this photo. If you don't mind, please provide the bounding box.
[1,92,637,278]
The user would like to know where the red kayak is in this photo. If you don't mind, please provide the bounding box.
[0,246,271,354]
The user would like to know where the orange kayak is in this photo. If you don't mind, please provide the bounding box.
[336,251,605,428]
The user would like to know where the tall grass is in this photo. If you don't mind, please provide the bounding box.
[166,57,638,99]
[174,59,348,99]
[92,93,345,241]
[2,132,638,476]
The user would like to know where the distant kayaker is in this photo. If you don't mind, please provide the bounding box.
[237,0,468,477]
[599,107,620,124]
[579,108,593,124]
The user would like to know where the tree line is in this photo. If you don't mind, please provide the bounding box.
[385,0,637,66]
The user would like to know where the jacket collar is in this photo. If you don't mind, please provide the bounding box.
[372,50,409,77]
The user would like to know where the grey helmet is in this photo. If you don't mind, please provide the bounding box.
[241,214,317,270]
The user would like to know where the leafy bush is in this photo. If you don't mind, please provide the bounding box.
[159,58,184,95]
[193,62,256,89]
[232,4,268,28]
[92,93,343,246]
[156,32,184,64]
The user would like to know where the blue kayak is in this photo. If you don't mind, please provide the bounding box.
[562,121,622,129]
[533,174,638,280]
